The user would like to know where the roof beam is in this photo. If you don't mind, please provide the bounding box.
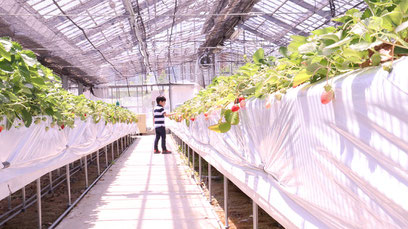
[146,5,207,39]
[252,7,309,36]
[269,0,331,47]
[202,0,229,34]
[46,0,157,27]
[199,0,261,54]
[78,15,127,42]
[46,0,111,26]
[238,24,277,43]
[287,0,331,19]
[147,0,197,29]
[83,35,130,56]
[0,2,97,85]
[72,0,199,61]
[123,0,150,73]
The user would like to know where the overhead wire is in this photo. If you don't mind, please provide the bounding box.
[1,0,367,89]
[167,0,178,84]
[51,0,128,92]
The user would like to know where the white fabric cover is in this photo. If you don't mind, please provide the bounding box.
[169,57,408,229]
[0,119,138,200]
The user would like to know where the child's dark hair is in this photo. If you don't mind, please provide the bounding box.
[156,96,166,105]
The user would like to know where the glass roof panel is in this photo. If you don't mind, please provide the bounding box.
[1,0,366,85]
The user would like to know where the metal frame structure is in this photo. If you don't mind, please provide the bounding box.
[0,134,136,229]
[0,0,366,90]
[173,132,262,228]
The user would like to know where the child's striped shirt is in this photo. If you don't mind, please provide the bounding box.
[153,105,165,128]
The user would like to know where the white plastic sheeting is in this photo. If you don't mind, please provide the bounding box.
[0,119,138,200]
[169,57,408,228]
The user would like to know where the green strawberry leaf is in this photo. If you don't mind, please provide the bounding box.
[224,109,232,123]
[21,108,32,127]
[0,43,11,62]
[253,48,265,64]
[230,112,239,125]
[293,69,312,87]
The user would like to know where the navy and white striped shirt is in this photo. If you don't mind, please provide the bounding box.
[153,105,166,128]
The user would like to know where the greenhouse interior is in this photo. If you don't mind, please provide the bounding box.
[1,0,408,228]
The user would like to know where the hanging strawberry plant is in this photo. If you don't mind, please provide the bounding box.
[171,0,408,133]
[0,37,138,132]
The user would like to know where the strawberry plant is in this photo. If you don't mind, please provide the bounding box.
[0,37,138,132]
[171,0,408,133]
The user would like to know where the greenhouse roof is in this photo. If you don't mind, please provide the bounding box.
[0,0,366,86]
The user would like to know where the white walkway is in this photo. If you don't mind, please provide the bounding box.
[57,135,220,229]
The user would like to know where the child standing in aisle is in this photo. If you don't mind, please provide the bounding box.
[153,96,174,154]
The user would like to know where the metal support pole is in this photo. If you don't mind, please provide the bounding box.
[224,175,229,229]
[84,155,89,188]
[199,155,202,183]
[187,146,190,167]
[116,140,120,156]
[169,82,173,112]
[7,195,11,210]
[66,164,71,206]
[253,200,258,229]
[37,178,42,229]
[57,168,61,177]
[96,150,100,175]
[208,163,212,203]
[49,172,53,193]
[192,150,195,170]
[111,142,114,161]
[105,146,108,167]
[22,186,26,210]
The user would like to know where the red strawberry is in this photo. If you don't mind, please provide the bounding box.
[240,100,246,108]
[238,97,245,103]
[61,124,65,130]
[0,125,3,133]
[204,113,208,117]
[231,105,240,112]
[190,117,195,121]
[321,85,334,104]
[84,114,87,117]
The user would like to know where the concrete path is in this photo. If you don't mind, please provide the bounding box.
[57,135,220,229]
